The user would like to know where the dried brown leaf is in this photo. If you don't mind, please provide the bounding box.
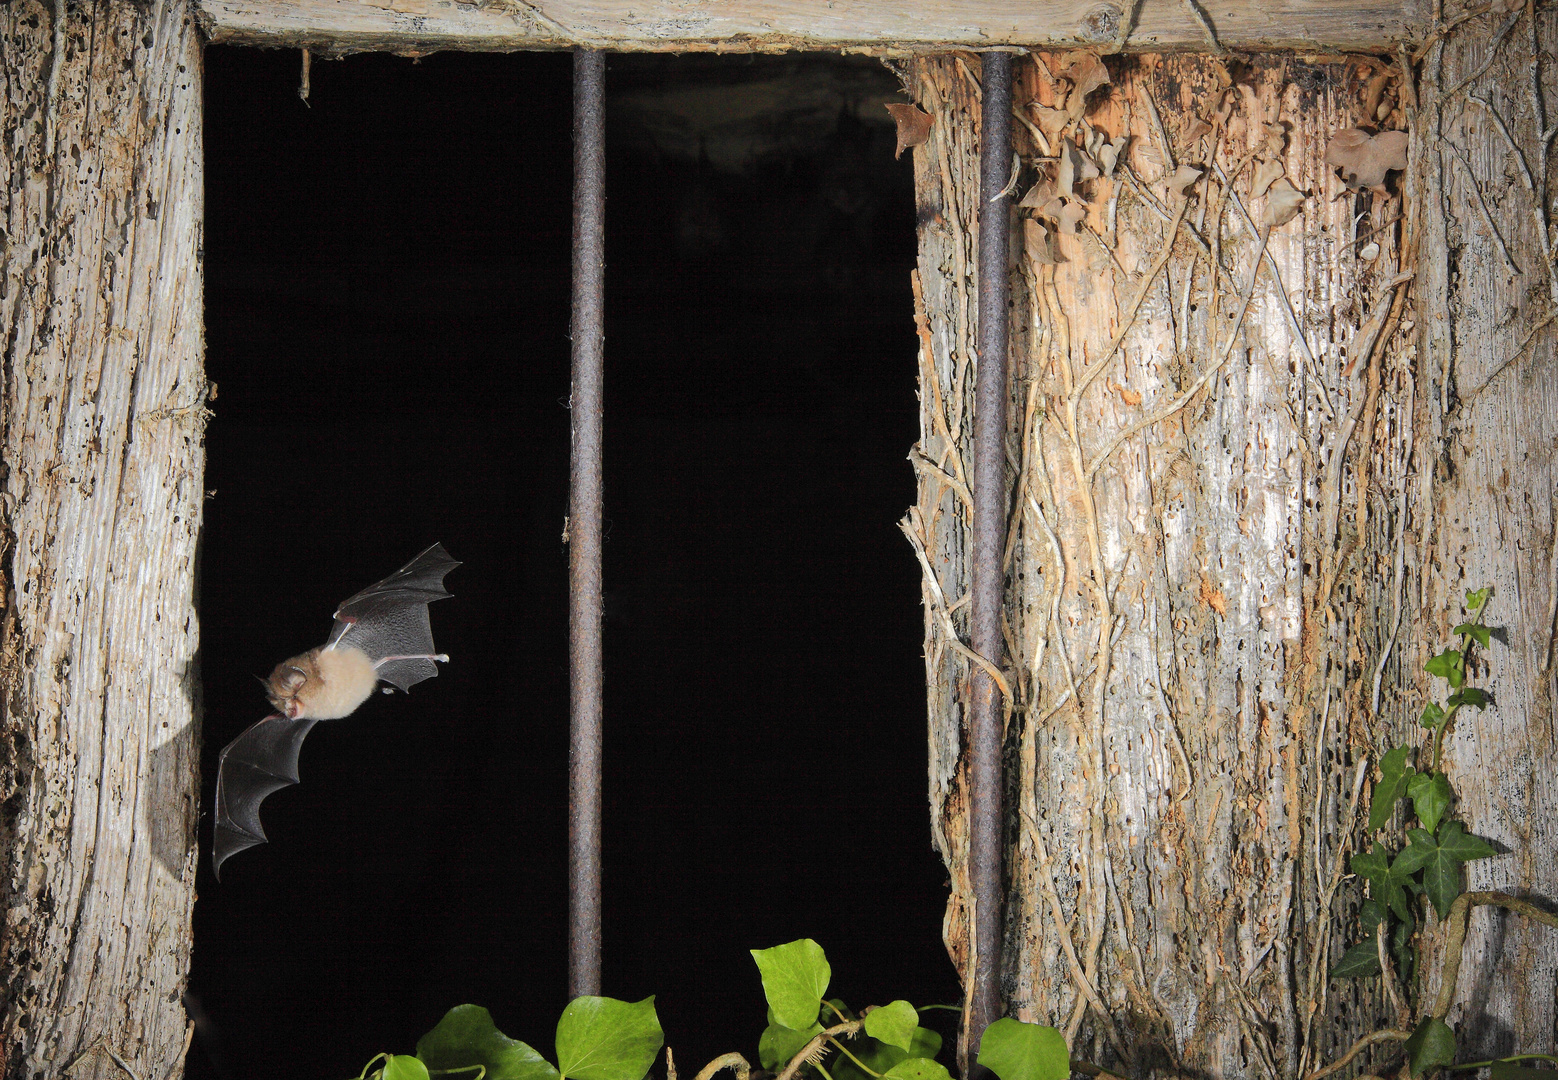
[1363,68,1393,122]
[1261,121,1287,159]
[1028,102,1071,137]
[1023,218,1061,265]
[1058,139,1100,199]
[1019,176,1057,209]
[1054,199,1088,235]
[1324,126,1409,190]
[1061,53,1111,120]
[1167,164,1204,198]
[884,103,933,159]
[1262,176,1306,228]
[1184,117,1214,145]
[1250,158,1285,199]
[1098,135,1128,179]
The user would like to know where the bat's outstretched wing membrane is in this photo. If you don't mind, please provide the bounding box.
[213,713,323,880]
[325,542,460,691]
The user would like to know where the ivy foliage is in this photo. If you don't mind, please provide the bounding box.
[1331,588,1508,1076]
[348,941,1072,1080]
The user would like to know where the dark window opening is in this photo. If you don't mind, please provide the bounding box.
[192,49,956,1080]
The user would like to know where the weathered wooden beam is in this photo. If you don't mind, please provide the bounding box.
[197,0,1424,55]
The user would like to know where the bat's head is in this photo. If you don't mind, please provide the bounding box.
[265,652,318,719]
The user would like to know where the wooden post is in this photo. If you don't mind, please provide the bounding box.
[0,0,205,1076]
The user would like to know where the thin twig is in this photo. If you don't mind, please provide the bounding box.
[1071,198,1191,405]
[692,1054,751,1080]
[1433,892,1558,1021]
[1019,804,1130,1060]
[1455,309,1556,408]
[1442,137,1522,275]
[901,515,1015,708]
[1443,8,1522,98]
[774,1022,862,1080]
[1301,1029,1414,1080]
[1086,228,1271,477]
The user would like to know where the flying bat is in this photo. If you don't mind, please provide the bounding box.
[212,543,460,879]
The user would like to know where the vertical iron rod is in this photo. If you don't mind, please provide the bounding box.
[568,46,606,1002]
[969,48,1013,1063]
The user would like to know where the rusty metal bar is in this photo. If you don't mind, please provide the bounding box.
[568,45,606,1002]
[968,48,1013,1061]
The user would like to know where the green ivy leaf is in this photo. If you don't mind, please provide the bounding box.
[1405,1017,1456,1077]
[758,1021,822,1071]
[1391,913,1417,980]
[1352,843,1415,921]
[1358,898,1388,938]
[827,1024,943,1080]
[418,1006,560,1080]
[384,1058,432,1080]
[1407,772,1454,835]
[883,1060,953,1080]
[863,1002,920,1052]
[556,997,663,1080]
[1465,587,1492,611]
[1452,622,1492,649]
[1420,702,1446,728]
[1329,941,1383,979]
[1370,746,1417,832]
[752,940,832,1032]
[1426,648,1466,688]
[1400,824,1501,919]
[975,1018,1070,1080]
[1447,688,1489,710]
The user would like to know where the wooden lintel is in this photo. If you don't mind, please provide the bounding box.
[197,0,1423,55]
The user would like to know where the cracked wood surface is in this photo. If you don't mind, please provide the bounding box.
[0,0,205,1076]
[194,0,1429,55]
[1416,6,1558,1056]
[905,49,1495,1077]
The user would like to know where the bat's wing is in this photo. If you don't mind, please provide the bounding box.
[213,713,323,880]
[325,543,460,692]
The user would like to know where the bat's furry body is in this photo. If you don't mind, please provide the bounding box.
[213,543,459,879]
[266,645,380,720]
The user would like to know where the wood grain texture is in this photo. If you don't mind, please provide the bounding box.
[194,0,1429,55]
[1416,6,1558,1055]
[0,0,206,1076]
[909,51,1426,1077]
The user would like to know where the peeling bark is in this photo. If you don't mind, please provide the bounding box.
[909,43,1554,1078]
[0,0,206,1077]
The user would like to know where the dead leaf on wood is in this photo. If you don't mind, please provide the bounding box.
[1261,121,1287,159]
[885,103,933,159]
[1019,176,1057,209]
[1363,68,1393,122]
[1098,135,1128,178]
[1023,218,1062,265]
[1183,117,1214,146]
[1058,139,1100,198]
[1167,164,1204,198]
[1060,52,1111,120]
[1324,127,1409,190]
[1251,158,1285,199]
[1039,196,1088,234]
[1262,177,1307,227]
[1359,240,1381,261]
[1028,102,1071,138]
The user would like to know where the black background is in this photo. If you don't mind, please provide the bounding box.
[190,47,956,1080]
